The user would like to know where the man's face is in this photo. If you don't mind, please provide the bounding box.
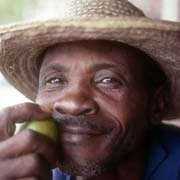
[36,40,151,177]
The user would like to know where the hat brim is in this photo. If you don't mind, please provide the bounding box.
[0,16,180,120]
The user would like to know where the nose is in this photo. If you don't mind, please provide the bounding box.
[53,93,98,116]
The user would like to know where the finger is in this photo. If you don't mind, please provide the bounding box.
[0,153,52,180]
[0,129,57,167]
[0,102,51,140]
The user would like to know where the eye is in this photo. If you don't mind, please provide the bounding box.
[49,78,62,84]
[101,77,114,84]
[45,77,65,87]
[96,76,122,89]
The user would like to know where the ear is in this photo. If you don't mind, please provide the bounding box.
[149,86,168,125]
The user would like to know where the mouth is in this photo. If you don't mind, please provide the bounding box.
[59,126,106,145]
[61,126,104,135]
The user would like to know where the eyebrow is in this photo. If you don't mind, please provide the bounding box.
[41,62,119,75]
[91,63,119,72]
[41,63,68,74]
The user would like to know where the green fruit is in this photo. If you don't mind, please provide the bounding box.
[20,119,59,144]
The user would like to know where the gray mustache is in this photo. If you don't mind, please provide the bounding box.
[52,114,113,134]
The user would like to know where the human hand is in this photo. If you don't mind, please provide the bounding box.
[0,103,57,180]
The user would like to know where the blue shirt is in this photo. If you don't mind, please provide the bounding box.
[52,125,180,180]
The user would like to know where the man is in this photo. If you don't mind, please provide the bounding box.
[0,0,180,180]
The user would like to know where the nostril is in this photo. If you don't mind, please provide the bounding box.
[82,108,95,115]
[53,99,98,116]
[54,106,66,114]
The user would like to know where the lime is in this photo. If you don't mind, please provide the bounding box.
[19,119,59,144]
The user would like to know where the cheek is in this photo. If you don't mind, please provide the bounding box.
[96,89,149,138]
[35,91,57,110]
[96,92,149,157]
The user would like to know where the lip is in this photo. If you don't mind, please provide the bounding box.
[60,126,104,135]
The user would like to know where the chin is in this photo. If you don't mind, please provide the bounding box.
[56,156,113,178]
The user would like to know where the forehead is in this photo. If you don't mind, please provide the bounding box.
[42,40,144,67]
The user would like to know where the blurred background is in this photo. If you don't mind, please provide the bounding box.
[0,0,180,109]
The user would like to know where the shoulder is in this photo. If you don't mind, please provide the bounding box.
[145,124,180,180]
[157,124,180,153]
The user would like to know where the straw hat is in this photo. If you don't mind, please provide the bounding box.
[0,0,180,119]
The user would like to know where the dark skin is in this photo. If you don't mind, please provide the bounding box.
[0,40,166,180]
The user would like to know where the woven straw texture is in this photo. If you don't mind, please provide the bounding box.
[0,0,180,120]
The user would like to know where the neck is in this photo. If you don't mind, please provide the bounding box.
[77,140,148,180]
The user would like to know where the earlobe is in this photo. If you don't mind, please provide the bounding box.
[149,86,168,125]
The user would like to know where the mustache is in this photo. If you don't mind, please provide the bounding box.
[52,113,113,134]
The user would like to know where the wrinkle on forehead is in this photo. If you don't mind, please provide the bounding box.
[42,40,144,66]
[44,40,136,57]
